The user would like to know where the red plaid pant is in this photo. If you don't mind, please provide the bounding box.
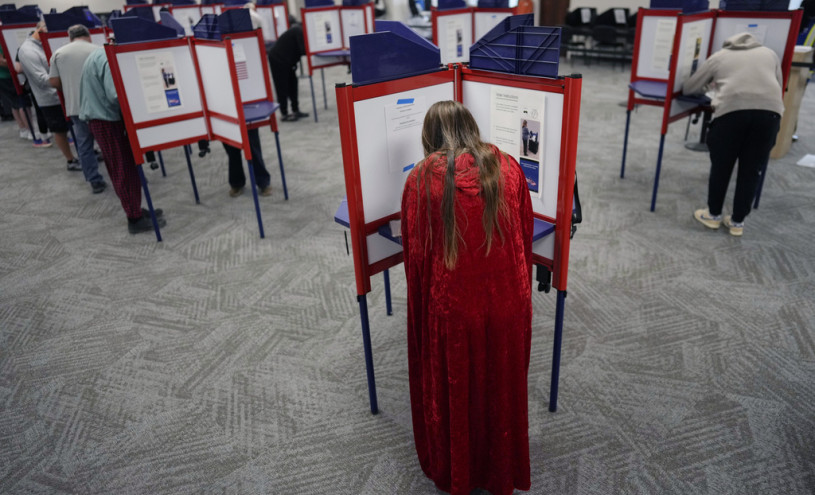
[88,119,142,220]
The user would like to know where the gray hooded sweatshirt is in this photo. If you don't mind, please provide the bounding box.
[682,32,783,119]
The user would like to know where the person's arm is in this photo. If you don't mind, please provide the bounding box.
[48,54,62,90]
[0,50,8,69]
[18,46,51,89]
[775,58,783,90]
[101,59,119,108]
[682,55,716,95]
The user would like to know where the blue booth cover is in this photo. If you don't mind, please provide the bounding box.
[350,20,441,85]
[470,14,561,78]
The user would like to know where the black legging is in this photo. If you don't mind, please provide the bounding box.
[269,57,300,115]
[706,109,780,223]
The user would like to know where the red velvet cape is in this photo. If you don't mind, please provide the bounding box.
[401,147,534,495]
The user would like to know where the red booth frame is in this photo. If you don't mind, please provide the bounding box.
[336,65,581,414]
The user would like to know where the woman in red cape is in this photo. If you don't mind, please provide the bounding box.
[401,100,534,495]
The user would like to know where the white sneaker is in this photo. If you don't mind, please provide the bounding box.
[723,216,744,237]
[19,129,33,140]
[693,208,722,230]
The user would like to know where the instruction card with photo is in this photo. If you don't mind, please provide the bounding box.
[677,22,705,86]
[312,12,336,50]
[384,96,426,174]
[445,18,465,60]
[490,86,545,197]
[136,51,183,113]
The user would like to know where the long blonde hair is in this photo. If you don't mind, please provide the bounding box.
[416,100,505,269]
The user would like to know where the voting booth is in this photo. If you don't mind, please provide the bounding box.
[122,0,169,23]
[431,0,516,65]
[222,0,289,42]
[105,16,205,241]
[191,9,289,238]
[167,0,203,36]
[0,10,38,96]
[200,0,223,16]
[300,0,374,121]
[0,9,44,142]
[335,17,580,414]
[620,6,802,211]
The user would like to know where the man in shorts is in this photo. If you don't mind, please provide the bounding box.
[17,21,81,170]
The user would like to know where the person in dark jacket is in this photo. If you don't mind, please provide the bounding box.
[268,24,309,121]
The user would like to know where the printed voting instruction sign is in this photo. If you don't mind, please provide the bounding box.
[137,51,183,113]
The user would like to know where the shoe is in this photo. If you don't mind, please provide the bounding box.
[19,129,33,140]
[260,185,272,196]
[141,207,164,218]
[128,215,166,234]
[293,111,309,119]
[95,150,104,162]
[149,161,159,170]
[723,216,744,237]
[33,138,52,148]
[198,147,210,158]
[693,208,721,230]
[281,113,297,122]
[229,186,244,197]
[67,159,82,171]
[91,181,106,194]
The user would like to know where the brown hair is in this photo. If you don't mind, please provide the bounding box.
[416,100,505,269]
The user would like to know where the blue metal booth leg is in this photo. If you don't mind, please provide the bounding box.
[245,158,265,239]
[549,290,567,412]
[274,131,289,200]
[621,110,631,178]
[383,269,393,316]
[650,134,666,212]
[309,75,318,123]
[157,150,167,177]
[183,144,200,204]
[357,294,379,414]
[137,164,162,242]
[321,68,328,110]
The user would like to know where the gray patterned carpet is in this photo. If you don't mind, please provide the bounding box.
[1,61,814,494]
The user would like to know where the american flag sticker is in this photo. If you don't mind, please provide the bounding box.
[236,61,249,80]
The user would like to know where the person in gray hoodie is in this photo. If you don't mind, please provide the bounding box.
[682,32,783,237]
